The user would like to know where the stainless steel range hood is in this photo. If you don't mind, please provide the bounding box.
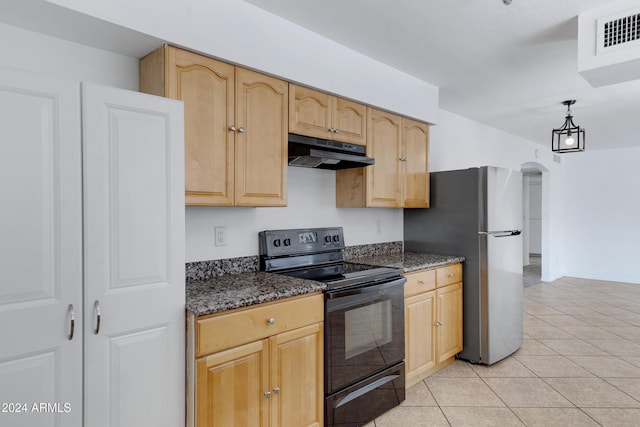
[288,133,375,170]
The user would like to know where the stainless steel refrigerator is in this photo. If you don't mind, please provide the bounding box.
[404,166,523,365]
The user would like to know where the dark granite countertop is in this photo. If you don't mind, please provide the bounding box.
[186,271,325,317]
[347,251,465,273]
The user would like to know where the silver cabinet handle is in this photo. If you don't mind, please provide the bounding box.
[418,280,425,285]
[264,391,272,398]
[435,321,442,327]
[328,127,335,132]
[273,387,280,394]
[229,125,236,132]
[267,317,275,325]
[448,273,455,278]
[334,129,340,134]
[67,304,75,340]
[238,127,245,133]
[94,300,101,335]
[399,157,407,161]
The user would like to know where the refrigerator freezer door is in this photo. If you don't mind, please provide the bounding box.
[482,232,524,364]
[484,166,523,232]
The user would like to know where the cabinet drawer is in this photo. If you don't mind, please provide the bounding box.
[196,293,323,357]
[436,263,462,287]
[404,269,436,297]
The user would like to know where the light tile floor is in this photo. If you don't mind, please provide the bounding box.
[366,276,640,426]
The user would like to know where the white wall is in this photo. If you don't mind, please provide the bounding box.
[0,23,138,90]
[563,147,640,284]
[528,175,543,254]
[186,167,402,261]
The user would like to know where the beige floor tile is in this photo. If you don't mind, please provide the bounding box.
[538,339,608,356]
[514,355,594,377]
[601,326,640,339]
[511,408,600,426]
[545,377,640,408]
[582,408,640,427]
[429,360,478,378]
[523,304,562,315]
[567,355,640,377]
[425,377,504,407]
[441,407,525,426]
[558,326,620,340]
[512,339,557,356]
[470,357,535,378]
[524,325,575,339]
[622,356,640,368]
[586,339,640,356]
[534,314,590,327]
[484,377,573,408]
[374,406,449,427]
[604,377,640,401]
[401,381,437,407]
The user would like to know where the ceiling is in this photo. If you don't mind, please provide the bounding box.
[243,0,640,151]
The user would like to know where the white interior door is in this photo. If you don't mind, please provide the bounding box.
[0,69,83,426]
[81,83,185,427]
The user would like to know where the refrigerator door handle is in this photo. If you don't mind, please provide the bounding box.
[479,230,522,237]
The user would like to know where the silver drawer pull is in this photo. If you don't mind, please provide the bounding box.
[238,127,245,133]
[418,280,425,285]
[448,273,455,278]
[267,317,275,325]
[273,387,280,394]
[94,300,101,335]
[67,304,75,340]
[229,125,236,132]
[264,391,272,398]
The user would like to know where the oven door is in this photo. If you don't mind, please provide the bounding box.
[325,276,406,394]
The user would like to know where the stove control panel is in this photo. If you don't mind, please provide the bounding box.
[259,227,345,257]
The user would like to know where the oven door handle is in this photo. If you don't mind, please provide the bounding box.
[334,374,400,408]
[326,277,406,299]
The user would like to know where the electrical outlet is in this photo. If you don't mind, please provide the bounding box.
[215,226,227,247]
[376,219,382,235]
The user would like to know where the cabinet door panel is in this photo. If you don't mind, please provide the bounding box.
[167,47,235,205]
[82,83,185,427]
[436,283,463,363]
[332,97,366,145]
[367,108,402,207]
[405,292,436,387]
[0,68,82,427]
[403,118,429,208]
[270,324,323,427]
[289,84,331,139]
[235,68,288,206]
[197,340,269,427]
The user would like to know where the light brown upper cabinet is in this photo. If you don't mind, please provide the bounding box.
[289,84,366,145]
[336,108,429,208]
[402,118,430,208]
[140,45,288,206]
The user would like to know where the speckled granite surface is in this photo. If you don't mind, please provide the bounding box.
[185,256,259,282]
[343,241,403,259]
[348,251,465,273]
[186,271,325,317]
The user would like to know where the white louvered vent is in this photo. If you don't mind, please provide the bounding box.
[597,9,640,55]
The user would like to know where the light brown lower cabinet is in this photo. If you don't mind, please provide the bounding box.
[404,263,463,388]
[187,293,324,427]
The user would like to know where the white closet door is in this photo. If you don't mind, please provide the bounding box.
[82,83,185,427]
[0,69,83,426]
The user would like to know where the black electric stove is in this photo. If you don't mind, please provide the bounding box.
[259,227,406,427]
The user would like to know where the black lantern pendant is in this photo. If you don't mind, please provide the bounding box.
[552,100,585,153]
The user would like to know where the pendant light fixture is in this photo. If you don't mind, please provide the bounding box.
[552,100,585,153]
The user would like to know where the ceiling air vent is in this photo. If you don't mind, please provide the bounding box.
[597,9,640,55]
